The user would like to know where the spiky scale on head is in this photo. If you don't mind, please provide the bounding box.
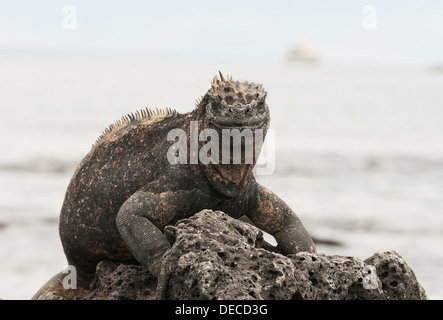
[205,72,270,128]
[209,71,267,106]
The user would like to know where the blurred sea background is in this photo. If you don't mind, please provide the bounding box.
[1,1,443,299]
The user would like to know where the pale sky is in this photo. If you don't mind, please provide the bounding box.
[0,0,442,65]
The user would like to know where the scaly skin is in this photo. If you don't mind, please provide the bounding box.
[32,72,315,300]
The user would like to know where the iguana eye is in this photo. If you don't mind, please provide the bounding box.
[229,107,233,113]
[210,102,222,112]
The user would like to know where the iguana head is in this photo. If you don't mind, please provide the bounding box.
[195,72,271,197]
[203,71,270,130]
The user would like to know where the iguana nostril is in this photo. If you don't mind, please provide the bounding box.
[245,108,250,114]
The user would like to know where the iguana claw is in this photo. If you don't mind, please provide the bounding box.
[155,265,169,300]
[164,225,177,245]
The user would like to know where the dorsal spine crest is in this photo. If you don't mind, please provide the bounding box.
[93,107,176,148]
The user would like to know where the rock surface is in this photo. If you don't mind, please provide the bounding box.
[81,210,427,300]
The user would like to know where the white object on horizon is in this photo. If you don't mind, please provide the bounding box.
[287,39,321,64]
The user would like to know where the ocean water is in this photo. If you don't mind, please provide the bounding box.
[0,56,442,299]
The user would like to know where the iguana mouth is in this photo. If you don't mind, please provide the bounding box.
[209,119,265,130]
[207,110,267,130]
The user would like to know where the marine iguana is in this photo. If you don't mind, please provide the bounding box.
[32,72,316,299]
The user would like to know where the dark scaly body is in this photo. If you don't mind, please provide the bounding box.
[33,73,316,299]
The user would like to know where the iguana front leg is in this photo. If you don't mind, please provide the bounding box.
[247,184,316,254]
[116,188,208,289]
